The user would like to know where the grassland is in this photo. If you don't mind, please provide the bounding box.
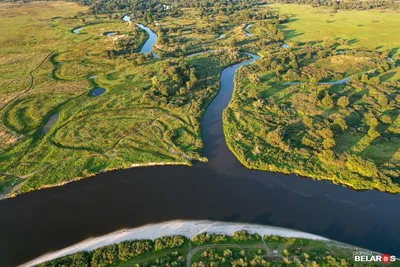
[219,2,400,193]
[270,3,400,81]
[0,1,251,197]
[271,4,400,53]
[271,4,400,81]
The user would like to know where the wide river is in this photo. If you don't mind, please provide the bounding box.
[1,25,400,267]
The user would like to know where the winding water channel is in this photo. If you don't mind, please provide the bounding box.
[1,24,400,267]
[123,15,158,58]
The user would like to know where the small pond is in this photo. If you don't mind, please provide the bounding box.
[90,88,106,97]
[42,113,59,134]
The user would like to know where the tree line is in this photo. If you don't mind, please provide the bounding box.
[38,236,186,267]
[271,0,399,10]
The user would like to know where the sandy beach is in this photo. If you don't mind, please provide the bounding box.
[21,220,328,266]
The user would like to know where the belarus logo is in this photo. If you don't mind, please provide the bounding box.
[353,251,396,264]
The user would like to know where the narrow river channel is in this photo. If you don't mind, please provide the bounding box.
[1,24,400,267]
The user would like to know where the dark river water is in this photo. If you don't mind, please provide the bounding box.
[1,29,400,267]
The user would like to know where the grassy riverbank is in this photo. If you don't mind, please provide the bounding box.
[222,3,400,193]
[224,47,400,192]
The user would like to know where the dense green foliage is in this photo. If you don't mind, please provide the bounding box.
[272,0,399,10]
[224,41,400,192]
[38,237,183,267]
[154,236,185,251]
[37,231,380,267]
[191,233,229,245]
[37,251,90,267]
[233,230,261,241]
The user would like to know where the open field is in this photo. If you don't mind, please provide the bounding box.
[271,4,400,54]
[269,4,400,81]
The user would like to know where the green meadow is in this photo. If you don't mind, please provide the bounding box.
[271,3,400,54]
[0,1,249,197]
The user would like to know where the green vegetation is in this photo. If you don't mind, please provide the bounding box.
[221,2,400,193]
[272,0,399,10]
[37,231,389,267]
[271,4,400,55]
[224,42,400,192]
[37,235,187,267]
[0,1,251,197]
[1,0,399,196]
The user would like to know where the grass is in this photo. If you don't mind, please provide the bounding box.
[223,39,400,193]
[1,1,399,196]
[0,2,250,197]
[271,3,400,55]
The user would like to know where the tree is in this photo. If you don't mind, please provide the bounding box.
[154,236,185,251]
[118,240,153,261]
[378,95,388,108]
[266,127,289,152]
[289,60,298,69]
[323,137,335,149]
[369,76,380,85]
[230,37,238,48]
[334,117,348,131]
[337,96,349,108]
[381,114,392,124]
[346,154,378,178]
[321,94,334,109]
[190,68,198,85]
[361,73,369,83]
[275,64,284,75]
[91,245,119,267]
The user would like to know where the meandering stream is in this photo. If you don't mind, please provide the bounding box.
[244,24,254,37]
[2,23,400,267]
[123,15,158,58]
[72,26,84,34]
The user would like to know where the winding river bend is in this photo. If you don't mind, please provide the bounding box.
[123,15,158,58]
[1,25,400,267]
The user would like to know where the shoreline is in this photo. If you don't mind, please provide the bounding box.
[1,161,190,200]
[21,220,331,267]
[223,130,400,195]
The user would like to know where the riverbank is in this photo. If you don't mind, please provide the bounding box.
[21,220,332,266]
[1,161,190,200]
[2,4,246,198]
